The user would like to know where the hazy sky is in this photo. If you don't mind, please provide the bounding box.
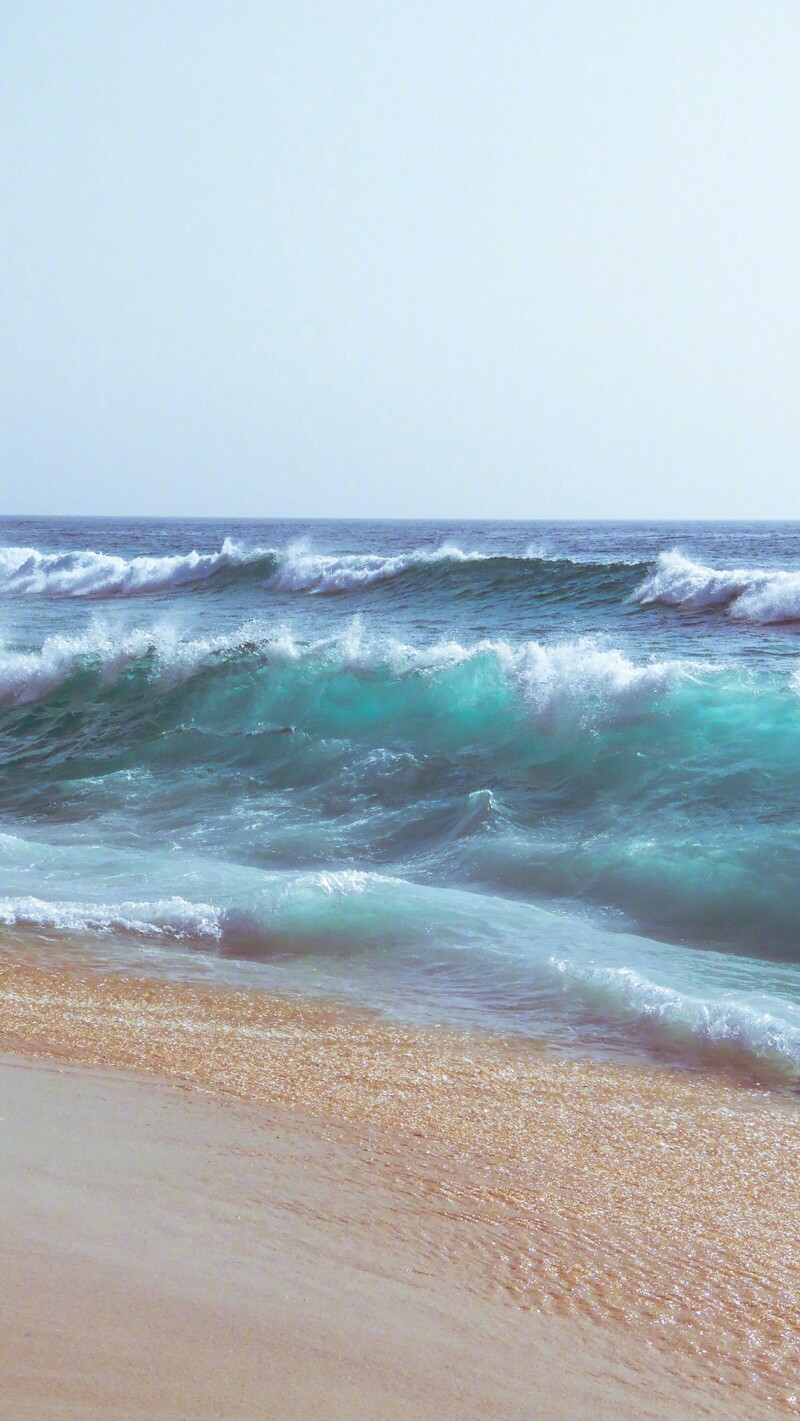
[1,1,798,519]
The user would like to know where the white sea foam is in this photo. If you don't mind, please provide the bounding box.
[0,894,222,939]
[634,550,800,623]
[496,638,688,727]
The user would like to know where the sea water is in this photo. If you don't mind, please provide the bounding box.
[2,516,800,1081]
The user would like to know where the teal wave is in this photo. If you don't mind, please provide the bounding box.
[2,623,800,963]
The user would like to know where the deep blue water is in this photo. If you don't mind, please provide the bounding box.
[2,516,800,1080]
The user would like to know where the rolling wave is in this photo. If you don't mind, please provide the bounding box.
[0,619,690,713]
[0,538,279,597]
[268,541,490,592]
[633,550,800,623]
[0,538,644,599]
[269,542,644,595]
[1,870,797,1082]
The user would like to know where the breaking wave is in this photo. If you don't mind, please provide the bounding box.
[0,538,644,599]
[4,618,800,958]
[0,538,281,597]
[0,619,690,713]
[634,550,800,624]
[1,871,797,1083]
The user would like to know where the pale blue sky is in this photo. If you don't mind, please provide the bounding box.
[1,1,798,518]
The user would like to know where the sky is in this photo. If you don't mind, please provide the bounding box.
[1,1,799,519]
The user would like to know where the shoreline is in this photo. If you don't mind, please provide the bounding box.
[0,952,798,1416]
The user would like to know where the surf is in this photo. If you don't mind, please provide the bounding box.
[0,536,644,600]
[3,619,800,963]
[1,857,797,1084]
[4,517,800,1083]
[633,549,800,623]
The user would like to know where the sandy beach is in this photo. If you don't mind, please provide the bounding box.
[0,955,797,1418]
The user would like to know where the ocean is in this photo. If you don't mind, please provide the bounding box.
[2,515,800,1083]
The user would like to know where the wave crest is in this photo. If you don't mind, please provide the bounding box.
[1,872,798,1082]
[0,537,279,597]
[0,620,689,718]
[634,550,800,623]
[267,541,491,593]
[553,956,800,1082]
[0,538,644,599]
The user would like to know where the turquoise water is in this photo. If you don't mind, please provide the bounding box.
[2,516,800,1080]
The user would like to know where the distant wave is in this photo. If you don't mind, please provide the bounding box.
[0,538,278,597]
[633,550,800,623]
[268,541,491,592]
[0,538,645,599]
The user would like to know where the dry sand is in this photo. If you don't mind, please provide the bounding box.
[0,955,797,1418]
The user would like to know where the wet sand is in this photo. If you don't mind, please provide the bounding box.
[0,954,798,1417]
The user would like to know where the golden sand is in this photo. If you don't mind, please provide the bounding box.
[0,953,798,1413]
